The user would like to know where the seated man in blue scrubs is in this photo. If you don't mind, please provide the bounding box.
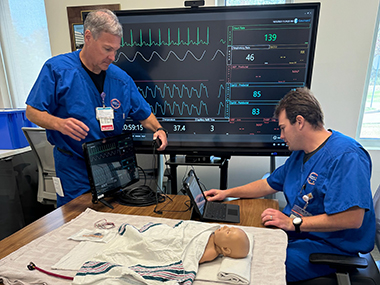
[25,9,168,207]
[204,87,375,282]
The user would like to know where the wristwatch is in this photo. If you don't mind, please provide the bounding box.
[293,217,303,233]
[156,127,168,137]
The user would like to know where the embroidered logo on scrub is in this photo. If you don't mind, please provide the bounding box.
[307,172,318,185]
[110,98,121,109]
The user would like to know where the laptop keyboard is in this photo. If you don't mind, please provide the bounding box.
[204,202,227,220]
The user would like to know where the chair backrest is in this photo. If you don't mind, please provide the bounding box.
[373,185,380,250]
[22,127,55,173]
[22,127,56,204]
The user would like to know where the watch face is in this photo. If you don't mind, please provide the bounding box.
[293,217,302,225]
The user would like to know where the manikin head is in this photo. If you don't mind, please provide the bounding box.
[214,226,250,258]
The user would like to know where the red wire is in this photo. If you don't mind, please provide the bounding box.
[28,262,74,280]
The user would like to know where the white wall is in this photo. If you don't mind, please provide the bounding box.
[43,0,380,194]
[294,0,380,192]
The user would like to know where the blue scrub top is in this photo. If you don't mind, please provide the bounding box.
[26,50,152,159]
[267,130,375,254]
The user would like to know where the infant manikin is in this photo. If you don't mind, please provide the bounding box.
[199,226,250,263]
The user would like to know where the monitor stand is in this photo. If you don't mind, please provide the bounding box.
[92,193,114,209]
[190,205,201,221]
[99,198,114,209]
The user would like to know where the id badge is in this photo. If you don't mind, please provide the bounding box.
[96,107,114,131]
[290,204,312,219]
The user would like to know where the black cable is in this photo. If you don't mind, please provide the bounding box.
[151,144,192,214]
[153,194,192,214]
[116,184,166,207]
[117,141,192,213]
[137,165,147,185]
[116,166,165,207]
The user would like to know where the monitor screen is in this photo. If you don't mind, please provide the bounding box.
[114,3,320,156]
[82,133,139,202]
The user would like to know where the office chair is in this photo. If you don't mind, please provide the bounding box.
[289,185,380,285]
[22,127,57,205]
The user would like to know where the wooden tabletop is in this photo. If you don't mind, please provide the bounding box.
[0,193,278,260]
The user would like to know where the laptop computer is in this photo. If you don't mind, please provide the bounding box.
[82,132,140,208]
[183,169,240,223]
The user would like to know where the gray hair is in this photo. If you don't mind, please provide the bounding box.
[83,9,123,39]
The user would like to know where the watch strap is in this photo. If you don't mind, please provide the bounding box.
[293,217,303,233]
[156,127,168,137]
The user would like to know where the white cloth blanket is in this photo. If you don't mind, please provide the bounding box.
[55,226,254,285]
[72,221,219,285]
[0,208,287,285]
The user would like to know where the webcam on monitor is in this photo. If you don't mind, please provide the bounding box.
[184,1,205,8]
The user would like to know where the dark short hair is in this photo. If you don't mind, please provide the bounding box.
[83,9,123,40]
[274,87,324,129]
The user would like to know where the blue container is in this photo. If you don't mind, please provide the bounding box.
[0,108,37,149]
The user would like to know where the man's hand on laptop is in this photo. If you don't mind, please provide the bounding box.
[203,189,226,202]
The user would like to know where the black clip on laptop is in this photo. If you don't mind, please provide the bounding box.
[183,169,240,223]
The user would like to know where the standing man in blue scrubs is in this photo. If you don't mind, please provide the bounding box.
[204,87,375,282]
[25,9,168,207]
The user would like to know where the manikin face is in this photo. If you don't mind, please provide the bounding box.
[84,30,121,74]
[214,226,249,258]
[278,110,300,152]
[214,226,235,246]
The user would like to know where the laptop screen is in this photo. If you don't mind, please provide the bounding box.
[186,170,207,215]
[82,133,139,201]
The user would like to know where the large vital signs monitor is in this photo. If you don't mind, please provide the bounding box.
[114,3,320,156]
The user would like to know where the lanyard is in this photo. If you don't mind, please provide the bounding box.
[299,157,321,208]
[101,92,106,107]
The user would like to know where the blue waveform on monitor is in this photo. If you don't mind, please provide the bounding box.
[138,83,208,99]
[151,100,209,116]
[217,102,225,116]
[217,84,224,98]
[138,83,225,100]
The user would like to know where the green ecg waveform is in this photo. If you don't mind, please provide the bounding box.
[121,27,210,47]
